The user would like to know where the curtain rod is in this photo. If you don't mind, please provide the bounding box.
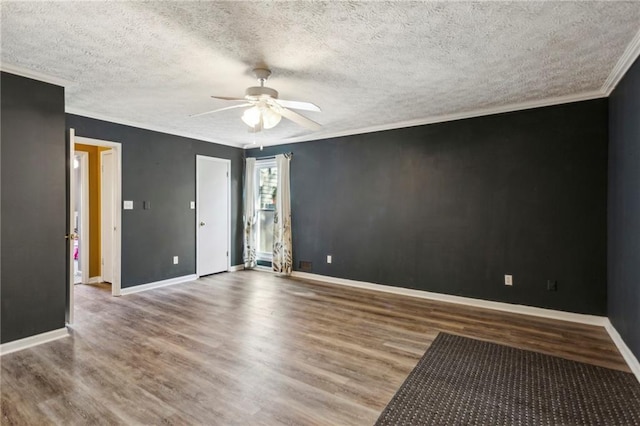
[250,152,293,161]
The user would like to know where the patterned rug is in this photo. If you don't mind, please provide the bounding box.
[375,333,640,425]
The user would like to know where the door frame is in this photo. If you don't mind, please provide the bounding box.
[73,134,122,298]
[75,150,90,285]
[100,149,115,286]
[195,155,231,276]
[254,158,277,262]
[67,129,76,324]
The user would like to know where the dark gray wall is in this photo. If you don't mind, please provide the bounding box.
[66,115,244,288]
[608,57,640,359]
[1,72,67,343]
[249,100,608,315]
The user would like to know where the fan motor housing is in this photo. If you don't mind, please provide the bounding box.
[245,86,278,100]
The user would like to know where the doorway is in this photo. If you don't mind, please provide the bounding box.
[196,155,230,276]
[254,158,278,266]
[67,130,123,325]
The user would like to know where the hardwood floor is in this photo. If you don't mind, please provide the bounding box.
[1,271,629,425]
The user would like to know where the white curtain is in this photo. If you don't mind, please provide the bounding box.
[243,158,257,269]
[273,153,293,274]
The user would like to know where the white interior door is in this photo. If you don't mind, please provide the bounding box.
[73,151,89,285]
[101,150,114,283]
[196,156,230,276]
[67,129,75,324]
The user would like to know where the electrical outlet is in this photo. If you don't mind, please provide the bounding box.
[505,274,513,286]
[327,255,332,264]
[173,256,179,265]
[547,280,558,291]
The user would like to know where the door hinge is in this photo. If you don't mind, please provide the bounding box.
[226,251,229,257]
[226,171,229,177]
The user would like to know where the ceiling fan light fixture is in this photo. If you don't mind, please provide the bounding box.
[202,67,321,132]
[261,106,282,129]
[241,106,261,127]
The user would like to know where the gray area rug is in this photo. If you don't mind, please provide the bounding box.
[375,333,640,425]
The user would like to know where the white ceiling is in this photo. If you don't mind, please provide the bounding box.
[2,2,640,148]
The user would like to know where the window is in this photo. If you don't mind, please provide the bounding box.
[255,159,278,262]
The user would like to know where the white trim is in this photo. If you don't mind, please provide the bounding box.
[88,276,103,284]
[0,328,69,356]
[0,63,74,87]
[67,108,244,148]
[5,62,623,152]
[290,271,608,327]
[120,274,198,295]
[196,155,232,276]
[67,129,76,324]
[74,136,123,297]
[602,28,640,96]
[229,264,245,272]
[604,319,640,383]
[244,90,606,148]
[100,149,115,286]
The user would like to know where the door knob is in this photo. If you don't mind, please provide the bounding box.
[200,221,206,227]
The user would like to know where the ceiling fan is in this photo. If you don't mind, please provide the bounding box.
[192,68,321,133]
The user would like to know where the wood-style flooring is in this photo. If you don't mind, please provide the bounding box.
[1,271,629,425]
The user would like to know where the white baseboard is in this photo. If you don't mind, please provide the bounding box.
[290,271,608,327]
[0,328,69,356]
[120,274,198,295]
[604,319,640,383]
[88,276,103,284]
[228,264,245,272]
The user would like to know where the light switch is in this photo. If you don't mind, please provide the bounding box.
[190,201,195,209]
[123,200,133,210]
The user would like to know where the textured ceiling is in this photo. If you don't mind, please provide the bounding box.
[2,1,640,148]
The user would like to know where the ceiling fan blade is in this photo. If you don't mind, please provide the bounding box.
[190,103,252,118]
[274,99,321,112]
[211,96,247,101]
[279,107,322,131]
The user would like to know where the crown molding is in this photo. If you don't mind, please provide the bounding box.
[65,108,245,148]
[0,63,74,87]
[601,27,640,96]
[254,89,606,149]
[10,28,638,152]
